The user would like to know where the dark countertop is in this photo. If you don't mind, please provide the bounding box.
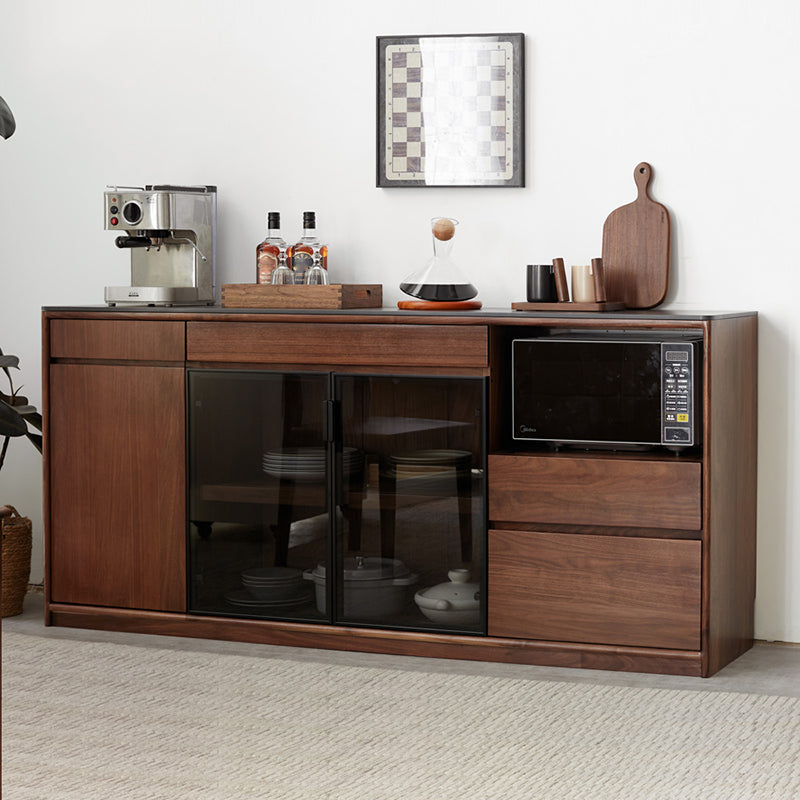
[42,304,758,322]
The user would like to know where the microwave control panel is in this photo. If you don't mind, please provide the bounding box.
[661,342,696,446]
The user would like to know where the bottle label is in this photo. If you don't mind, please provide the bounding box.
[257,249,279,284]
[291,252,313,270]
[292,251,313,282]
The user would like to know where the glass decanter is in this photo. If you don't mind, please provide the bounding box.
[399,217,478,302]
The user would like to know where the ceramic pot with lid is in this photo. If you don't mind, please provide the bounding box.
[304,556,417,618]
[414,568,481,626]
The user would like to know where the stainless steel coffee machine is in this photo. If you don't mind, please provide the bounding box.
[104,184,216,305]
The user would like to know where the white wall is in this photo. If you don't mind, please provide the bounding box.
[1,0,797,642]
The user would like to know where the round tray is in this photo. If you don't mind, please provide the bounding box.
[397,300,482,310]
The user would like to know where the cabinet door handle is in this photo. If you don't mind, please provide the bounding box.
[322,399,339,442]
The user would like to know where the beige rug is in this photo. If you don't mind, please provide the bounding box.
[2,629,799,800]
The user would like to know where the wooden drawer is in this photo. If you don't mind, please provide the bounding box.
[489,453,702,530]
[186,322,488,368]
[49,319,185,361]
[488,529,701,650]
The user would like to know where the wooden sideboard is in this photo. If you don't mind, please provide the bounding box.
[41,306,758,677]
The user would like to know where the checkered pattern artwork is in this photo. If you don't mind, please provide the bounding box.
[377,34,524,187]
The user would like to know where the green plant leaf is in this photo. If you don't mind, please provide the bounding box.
[11,400,34,412]
[0,347,42,470]
[23,410,43,433]
[1,355,19,390]
[0,95,16,140]
[0,400,26,437]
[26,431,43,454]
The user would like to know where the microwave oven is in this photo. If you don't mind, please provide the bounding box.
[511,333,702,450]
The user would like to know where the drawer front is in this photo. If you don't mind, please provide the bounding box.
[488,529,701,650]
[186,322,488,368]
[489,454,702,530]
[49,319,185,361]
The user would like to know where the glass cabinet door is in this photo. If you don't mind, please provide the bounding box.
[332,375,486,633]
[187,370,328,621]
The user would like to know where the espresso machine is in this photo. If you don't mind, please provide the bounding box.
[104,184,216,305]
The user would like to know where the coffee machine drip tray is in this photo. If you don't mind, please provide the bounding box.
[104,285,214,307]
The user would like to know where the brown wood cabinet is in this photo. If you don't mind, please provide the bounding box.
[42,307,757,677]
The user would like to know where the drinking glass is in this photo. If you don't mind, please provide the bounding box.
[305,245,329,285]
[271,247,294,285]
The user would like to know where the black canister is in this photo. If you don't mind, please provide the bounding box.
[526,264,558,302]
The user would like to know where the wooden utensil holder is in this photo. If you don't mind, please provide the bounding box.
[512,257,623,311]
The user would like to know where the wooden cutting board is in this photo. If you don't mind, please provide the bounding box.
[601,162,671,308]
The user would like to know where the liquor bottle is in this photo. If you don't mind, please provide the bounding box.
[289,211,327,285]
[256,212,287,284]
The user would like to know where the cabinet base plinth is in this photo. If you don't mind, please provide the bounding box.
[46,603,710,677]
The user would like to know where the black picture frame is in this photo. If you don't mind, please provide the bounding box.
[377,33,525,188]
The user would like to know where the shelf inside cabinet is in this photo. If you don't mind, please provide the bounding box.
[201,480,328,505]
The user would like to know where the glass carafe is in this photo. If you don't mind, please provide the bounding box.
[399,217,478,302]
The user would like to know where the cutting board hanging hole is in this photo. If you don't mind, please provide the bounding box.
[635,162,653,200]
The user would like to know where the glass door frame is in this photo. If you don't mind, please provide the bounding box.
[185,367,488,633]
[185,367,332,622]
[330,371,488,635]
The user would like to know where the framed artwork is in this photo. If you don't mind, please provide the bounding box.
[376,33,525,188]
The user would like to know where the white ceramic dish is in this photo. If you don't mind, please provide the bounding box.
[414,569,480,626]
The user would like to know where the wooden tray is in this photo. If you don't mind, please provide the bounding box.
[221,283,382,309]
[397,299,482,310]
[511,301,625,312]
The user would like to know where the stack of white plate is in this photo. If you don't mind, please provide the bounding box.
[225,566,312,610]
[262,447,363,482]
[241,566,303,600]
[388,449,472,468]
[224,588,312,610]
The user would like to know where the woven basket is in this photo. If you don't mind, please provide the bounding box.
[1,505,32,617]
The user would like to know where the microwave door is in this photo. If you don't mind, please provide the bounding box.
[512,338,662,448]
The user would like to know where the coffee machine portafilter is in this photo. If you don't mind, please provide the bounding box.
[104,184,216,306]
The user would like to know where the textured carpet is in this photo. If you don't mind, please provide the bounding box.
[2,630,800,800]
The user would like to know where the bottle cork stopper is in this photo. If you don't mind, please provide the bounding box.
[432,218,456,241]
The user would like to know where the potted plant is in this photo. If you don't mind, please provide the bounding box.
[0,349,43,616]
